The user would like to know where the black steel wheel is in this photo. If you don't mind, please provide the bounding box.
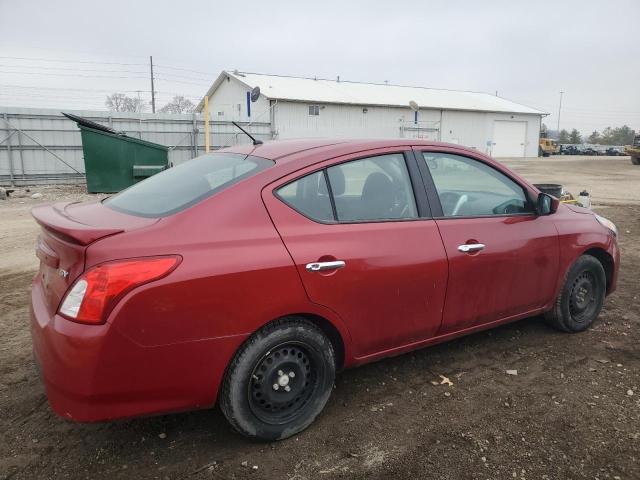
[568,271,598,324]
[248,342,319,425]
[545,255,606,332]
[220,317,335,441]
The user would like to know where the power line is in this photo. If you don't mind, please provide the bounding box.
[0,63,148,75]
[155,64,214,77]
[0,69,149,80]
[154,76,210,86]
[153,69,215,82]
[0,55,146,66]
[0,83,149,93]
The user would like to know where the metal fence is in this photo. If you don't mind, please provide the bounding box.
[0,107,272,186]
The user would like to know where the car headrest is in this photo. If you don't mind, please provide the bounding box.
[361,172,393,201]
[327,167,346,196]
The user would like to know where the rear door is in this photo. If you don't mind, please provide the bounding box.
[263,147,448,358]
[414,148,559,334]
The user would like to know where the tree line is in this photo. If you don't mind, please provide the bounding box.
[541,123,636,146]
[105,93,196,114]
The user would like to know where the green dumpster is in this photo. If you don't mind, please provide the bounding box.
[63,112,168,193]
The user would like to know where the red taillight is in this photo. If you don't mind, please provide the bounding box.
[58,256,180,325]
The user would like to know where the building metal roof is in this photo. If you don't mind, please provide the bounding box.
[198,71,546,115]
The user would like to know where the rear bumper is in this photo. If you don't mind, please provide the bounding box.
[30,279,245,422]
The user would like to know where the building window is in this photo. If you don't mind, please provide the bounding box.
[308,105,320,116]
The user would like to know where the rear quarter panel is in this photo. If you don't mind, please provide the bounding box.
[86,173,352,354]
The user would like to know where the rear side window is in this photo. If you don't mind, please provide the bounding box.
[276,171,334,222]
[105,153,273,217]
[327,154,417,221]
[276,153,418,223]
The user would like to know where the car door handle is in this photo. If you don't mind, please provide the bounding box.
[458,243,485,253]
[306,260,346,272]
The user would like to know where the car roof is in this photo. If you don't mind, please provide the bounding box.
[222,138,476,163]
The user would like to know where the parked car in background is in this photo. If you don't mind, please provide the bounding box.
[560,144,580,155]
[30,139,620,441]
[605,146,625,156]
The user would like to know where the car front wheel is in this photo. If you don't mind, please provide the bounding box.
[219,317,336,441]
[545,255,606,332]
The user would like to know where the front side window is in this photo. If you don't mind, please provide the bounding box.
[105,153,273,218]
[421,152,531,217]
[276,153,418,223]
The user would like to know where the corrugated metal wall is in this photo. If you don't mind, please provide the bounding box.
[273,101,442,140]
[274,101,540,157]
[0,107,271,186]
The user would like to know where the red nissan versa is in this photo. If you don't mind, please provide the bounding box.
[31,139,619,440]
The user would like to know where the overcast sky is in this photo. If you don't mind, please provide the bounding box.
[1,0,638,133]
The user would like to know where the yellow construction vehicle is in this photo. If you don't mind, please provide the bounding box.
[625,134,640,165]
[539,138,560,157]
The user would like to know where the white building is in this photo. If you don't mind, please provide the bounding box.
[197,71,547,157]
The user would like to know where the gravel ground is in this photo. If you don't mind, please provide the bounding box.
[0,156,638,479]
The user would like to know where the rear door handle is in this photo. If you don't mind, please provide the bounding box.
[458,243,485,253]
[306,260,346,272]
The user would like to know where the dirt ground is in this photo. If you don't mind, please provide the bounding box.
[1,156,639,480]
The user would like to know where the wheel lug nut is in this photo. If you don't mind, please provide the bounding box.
[289,371,295,378]
[273,384,279,391]
[284,385,291,392]
[277,370,284,376]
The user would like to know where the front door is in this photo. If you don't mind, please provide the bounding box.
[415,149,559,334]
[263,148,448,358]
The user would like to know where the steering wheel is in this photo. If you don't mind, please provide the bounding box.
[451,194,468,216]
[389,185,411,218]
[492,199,521,215]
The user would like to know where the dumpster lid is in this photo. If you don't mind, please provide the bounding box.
[62,112,120,135]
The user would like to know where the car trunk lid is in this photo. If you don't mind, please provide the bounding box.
[32,200,158,316]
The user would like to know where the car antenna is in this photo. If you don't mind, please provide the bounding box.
[232,121,263,145]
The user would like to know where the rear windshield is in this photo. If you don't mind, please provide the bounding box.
[105,153,273,217]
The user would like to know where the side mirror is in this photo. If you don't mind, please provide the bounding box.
[536,193,559,215]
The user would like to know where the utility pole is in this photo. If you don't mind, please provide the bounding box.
[557,91,564,134]
[150,56,156,113]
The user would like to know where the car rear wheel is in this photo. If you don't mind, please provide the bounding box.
[219,317,335,441]
[545,255,606,332]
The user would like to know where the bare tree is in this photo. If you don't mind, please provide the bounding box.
[105,93,147,113]
[123,96,146,113]
[105,93,128,112]
[159,95,196,114]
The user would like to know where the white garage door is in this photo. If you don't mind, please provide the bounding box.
[492,121,527,157]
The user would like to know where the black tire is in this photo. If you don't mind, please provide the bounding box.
[631,156,640,165]
[545,255,606,332]
[219,317,335,441]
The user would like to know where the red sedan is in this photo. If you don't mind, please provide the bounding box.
[31,139,619,440]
